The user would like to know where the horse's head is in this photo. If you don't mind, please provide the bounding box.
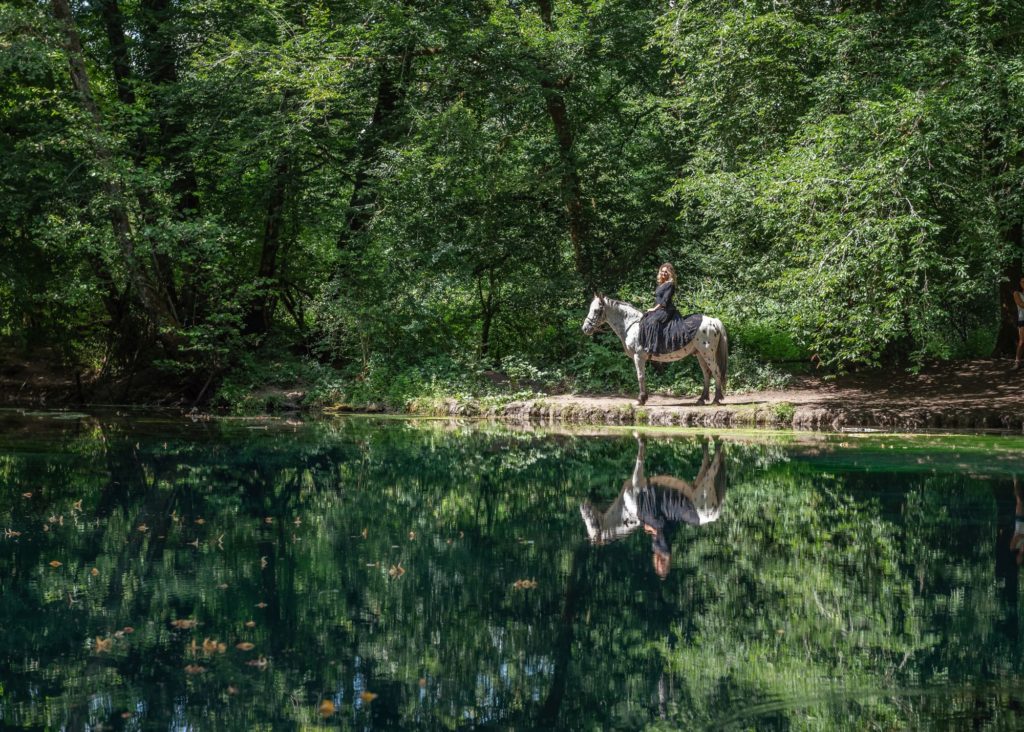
[582,294,607,335]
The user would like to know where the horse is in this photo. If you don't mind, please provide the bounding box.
[581,294,728,405]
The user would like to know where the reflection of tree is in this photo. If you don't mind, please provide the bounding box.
[580,434,726,577]
[0,418,1023,729]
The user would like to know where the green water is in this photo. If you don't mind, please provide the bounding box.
[1,412,1024,730]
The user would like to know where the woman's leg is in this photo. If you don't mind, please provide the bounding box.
[1016,325,1024,369]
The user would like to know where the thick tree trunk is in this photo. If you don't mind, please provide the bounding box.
[993,229,1022,357]
[98,0,135,105]
[51,0,180,348]
[337,46,414,252]
[537,0,591,288]
[245,156,291,335]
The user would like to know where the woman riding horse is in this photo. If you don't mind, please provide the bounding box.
[634,264,684,354]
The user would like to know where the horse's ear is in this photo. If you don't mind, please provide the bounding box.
[595,291,604,302]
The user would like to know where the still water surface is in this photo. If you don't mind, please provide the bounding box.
[1,412,1024,730]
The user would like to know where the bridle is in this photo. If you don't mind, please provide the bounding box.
[583,300,611,334]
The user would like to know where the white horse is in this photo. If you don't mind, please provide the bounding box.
[581,294,728,405]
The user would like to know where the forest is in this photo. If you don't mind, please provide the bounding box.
[2,0,1023,409]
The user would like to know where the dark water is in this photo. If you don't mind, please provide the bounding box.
[2,412,1024,730]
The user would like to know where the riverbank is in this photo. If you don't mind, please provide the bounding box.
[4,356,1022,433]
[401,359,1024,432]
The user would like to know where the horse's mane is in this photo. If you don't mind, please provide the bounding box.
[603,296,641,314]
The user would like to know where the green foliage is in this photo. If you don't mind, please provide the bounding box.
[2,0,1022,396]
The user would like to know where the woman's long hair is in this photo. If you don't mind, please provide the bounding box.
[659,263,677,285]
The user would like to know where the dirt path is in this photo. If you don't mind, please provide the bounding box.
[429,359,1024,432]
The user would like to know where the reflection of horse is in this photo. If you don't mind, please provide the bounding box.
[581,295,728,405]
[580,435,726,577]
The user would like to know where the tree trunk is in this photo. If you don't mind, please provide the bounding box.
[97,0,135,105]
[477,269,498,358]
[51,0,180,348]
[537,0,591,288]
[337,45,414,252]
[245,156,291,335]
[993,230,1022,357]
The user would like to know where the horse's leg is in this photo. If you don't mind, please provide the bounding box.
[707,342,724,404]
[696,353,711,405]
[634,352,648,405]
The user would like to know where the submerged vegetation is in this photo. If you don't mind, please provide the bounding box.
[1,0,1022,405]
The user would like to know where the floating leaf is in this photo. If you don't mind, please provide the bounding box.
[236,642,255,651]
[184,664,206,674]
[195,518,205,525]
[21,492,32,499]
[244,620,256,628]
[94,636,112,653]
[408,531,416,541]
[361,527,368,539]
[137,524,148,533]
[260,556,268,569]
[170,619,199,630]
[255,602,267,609]
[319,699,336,717]
[388,563,406,578]
[360,691,378,703]
[246,656,269,669]
[90,567,100,576]
[512,579,538,590]
[48,560,62,568]
[122,626,134,634]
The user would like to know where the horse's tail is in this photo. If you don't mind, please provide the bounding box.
[716,320,729,394]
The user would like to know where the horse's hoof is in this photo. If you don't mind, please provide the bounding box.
[695,398,707,406]
[712,399,722,406]
[637,393,648,406]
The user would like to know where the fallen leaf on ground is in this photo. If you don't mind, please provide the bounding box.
[236,642,255,651]
[319,699,336,717]
[90,567,100,576]
[94,636,112,653]
[360,691,378,703]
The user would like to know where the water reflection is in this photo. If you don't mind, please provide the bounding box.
[580,434,726,578]
[2,413,1024,729]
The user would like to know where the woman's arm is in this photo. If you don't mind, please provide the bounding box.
[1014,290,1024,309]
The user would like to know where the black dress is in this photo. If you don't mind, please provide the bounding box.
[637,282,702,355]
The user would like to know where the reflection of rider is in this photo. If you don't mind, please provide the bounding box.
[580,434,726,579]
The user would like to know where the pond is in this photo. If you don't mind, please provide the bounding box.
[1,411,1024,730]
